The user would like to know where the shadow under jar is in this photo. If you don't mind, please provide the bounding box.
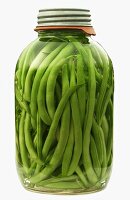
[15,8,114,194]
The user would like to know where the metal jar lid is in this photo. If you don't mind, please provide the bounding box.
[37,8,92,27]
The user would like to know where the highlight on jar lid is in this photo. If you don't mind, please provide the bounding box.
[37,8,92,26]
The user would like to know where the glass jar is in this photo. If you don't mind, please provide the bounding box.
[15,8,114,194]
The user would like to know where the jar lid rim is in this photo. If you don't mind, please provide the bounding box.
[37,8,92,27]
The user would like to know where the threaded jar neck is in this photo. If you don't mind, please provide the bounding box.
[36,8,92,27]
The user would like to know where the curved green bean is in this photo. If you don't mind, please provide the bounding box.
[24,41,59,102]
[21,39,43,92]
[19,110,29,173]
[36,114,43,159]
[46,44,74,120]
[95,51,109,124]
[106,101,113,164]
[90,44,103,69]
[30,43,67,123]
[36,175,77,186]
[42,84,80,160]
[16,42,33,89]
[40,181,85,189]
[101,116,109,144]
[24,113,42,165]
[90,135,101,177]
[15,88,30,113]
[62,120,74,176]
[76,54,86,127]
[92,118,105,165]
[75,166,89,187]
[67,58,82,176]
[37,43,73,125]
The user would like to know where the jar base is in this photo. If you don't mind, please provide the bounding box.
[22,180,108,195]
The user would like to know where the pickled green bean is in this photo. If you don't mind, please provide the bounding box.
[90,135,101,177]
[42,84,80,160]
[62,120,74,176]
[76,54,86,127]
[19,110,29,173]
[24,41,59,102]
[21,39,43,91]
[40,181,85,189]
[24,113,42,165]
[37,43,74,125]
[95,53,109,124]
[46,44,74,120]
[67,58,82,176]
[101,116,109,144]
[92,118,104,165]
[30,43,67,123]
[15,88,30,113]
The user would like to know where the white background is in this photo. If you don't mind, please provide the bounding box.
[0,0,129,199]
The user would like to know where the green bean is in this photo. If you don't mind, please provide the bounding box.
[21,39,43,91]
[76,54,86,127]
[55,82,62,104]
[95,49,109,124]
[92,118,103,165]
[75,166,89,187]
[62,120,74,176]
[92,119,107,178]
[24,113,42,165]
[42,85,79,160]
[90,44,103,69]
[24,41,59,102]
[36,175,77,186]
[37,43,73,125]
[101,116,109,144]
[40,181,85,189]
[16,144,21,164]
[33,133,37,149]
[15,87,30,113]
[16,42,32,89]
[61,65,72,176]
[106,101,113,164]
[16,150,20,164]
[108,151,113,166]
[66,36,98,183]
[19,110,29,173]
[30,148,54,177]
[34,164,42,175]
[100,129,107,179]
[90,135,101,177]
[46,44,74,120]
[31,117,36,130]
[30,43,67,124]
[36,114,43,159]
[100,86,113,124]
[28,162,37,176]
[67,58,82,176]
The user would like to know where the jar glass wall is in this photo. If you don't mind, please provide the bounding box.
[15,29,114,194]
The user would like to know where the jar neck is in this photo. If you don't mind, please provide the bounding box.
[37,29,91,39]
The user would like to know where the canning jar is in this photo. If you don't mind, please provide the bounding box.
[15,8,114,194]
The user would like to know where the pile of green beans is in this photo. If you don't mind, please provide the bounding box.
[15,34,114,192]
